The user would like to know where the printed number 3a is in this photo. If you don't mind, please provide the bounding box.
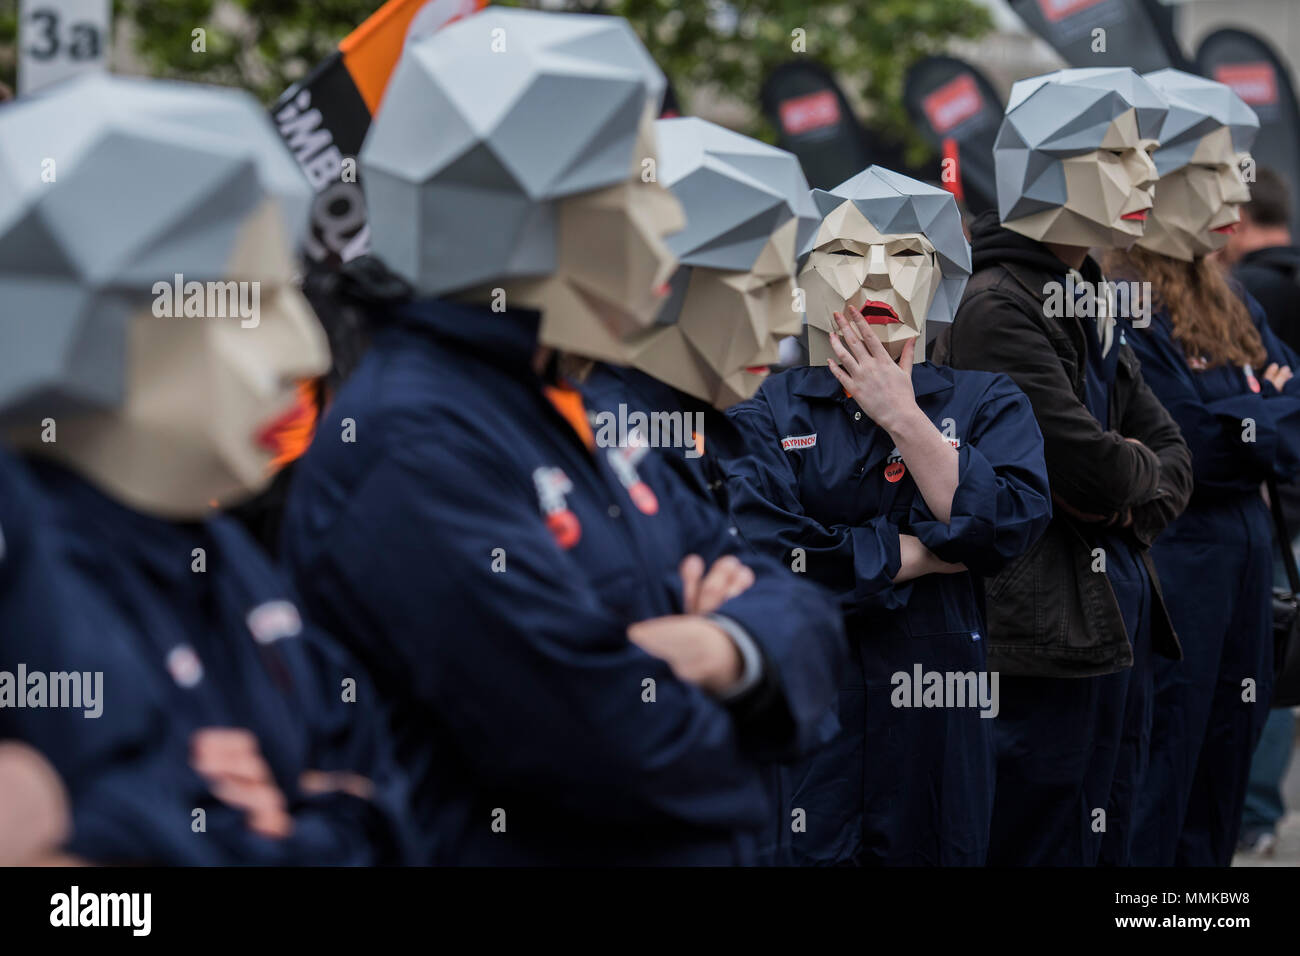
[24,9,102,61]
[25,10,59,60]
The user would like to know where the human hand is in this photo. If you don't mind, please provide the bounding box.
[894,534,966,582]
[627,616,744,695]
[679,554,755,615]
[1264,363,1293,391]
[191,728,293,839]
[826,305,923,435]
[0,741,70,865]
[299,770,374,801]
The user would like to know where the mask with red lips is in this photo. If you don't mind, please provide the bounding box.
[1136,69,1260,262]
[797,166,971,366]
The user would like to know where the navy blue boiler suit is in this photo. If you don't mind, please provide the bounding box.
[0,451,200,864]
[280,299,847,865]
[1129,297,1300,866]
[8,457,411,865]
[723,362,1052,865]
[582,363,753,515]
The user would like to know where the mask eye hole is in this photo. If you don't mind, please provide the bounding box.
[893,249,922,257]
[1107,149,1127,157]
[831,250,862,257]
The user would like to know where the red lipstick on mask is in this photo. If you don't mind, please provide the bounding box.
[859,300,901,324]
[256,383,318,467]
[1121,209,1149,221]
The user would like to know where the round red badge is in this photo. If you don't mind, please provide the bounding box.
[884,461,906,483]
[546,510,582,549]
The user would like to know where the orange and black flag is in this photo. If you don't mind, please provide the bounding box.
[269,0,486,269]
[263,0,485,470]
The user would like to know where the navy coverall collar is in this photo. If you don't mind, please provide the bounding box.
[390,297,544,376]
[790,361,956,402]
[26,457,208,588]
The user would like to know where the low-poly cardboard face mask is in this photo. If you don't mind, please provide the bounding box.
[798,166,971,366]
[524,111,686,363]
[996,68,1169,250]
[607,117,818,408]
[1136,70,1259,262]
[0,75,329,519]
[361,9,683,361]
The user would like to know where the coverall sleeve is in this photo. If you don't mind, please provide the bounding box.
[286,433,770,833]
[0,565,278,866]
[275,634,414,866]
[0,470,406,866]
[723,396,915,614]
[1251,299,1300,481]
[45,617,401,866]
[904,375,1053,575]
[949,289,1165,515]
[640,450,847,761]
[1241,284,1300,403]
[1110,341,1194,547]
[0,489,220,865]
[1126,316,1300,498]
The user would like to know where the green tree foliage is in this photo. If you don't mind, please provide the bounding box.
[555,0,992,147]
[117,0,371,96]
[1,2,18,93]
[2,0,991,152]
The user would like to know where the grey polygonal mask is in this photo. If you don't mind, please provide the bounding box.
[0,73,311,424]
[654,116,819,281]
[798,166,971,366]
[360,8,667,299]
[1141,69,1259,177]
[995,67,1169,246]
[612,117,814,408]
[1135,69,1259,261]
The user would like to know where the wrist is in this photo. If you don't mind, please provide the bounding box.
[700,619,744,694]
[882,404,931,443]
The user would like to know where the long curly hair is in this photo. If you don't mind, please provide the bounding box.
[1104,246,1266,369]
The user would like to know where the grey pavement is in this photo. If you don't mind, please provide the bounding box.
[1232,714,1300,866]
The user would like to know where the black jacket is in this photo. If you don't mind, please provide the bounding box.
[1236,245,1300,353]
[933,212,1192,677]
[1234,244,1300,534]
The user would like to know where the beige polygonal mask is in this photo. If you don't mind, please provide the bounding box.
[19,202,330,518]
[1139,129,1252,261]
[0,74,329,520]
[995,68,1170,251]
[1135,70,1260,262]
[620,218,802,408]
[603,117,818,408]
[802,205,941,365]
[508,110,686,363]
[362,9,682,361]
[796,166,969,367]
[1003,110,1160,250]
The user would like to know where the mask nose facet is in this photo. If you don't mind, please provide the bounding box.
[862,245,890,290]
[1223,158,1251,204]
[1133,148,1158,193]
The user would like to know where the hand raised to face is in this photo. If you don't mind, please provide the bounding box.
[825,305,921,434]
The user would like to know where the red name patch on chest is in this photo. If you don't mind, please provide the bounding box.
[781,433,817,451]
